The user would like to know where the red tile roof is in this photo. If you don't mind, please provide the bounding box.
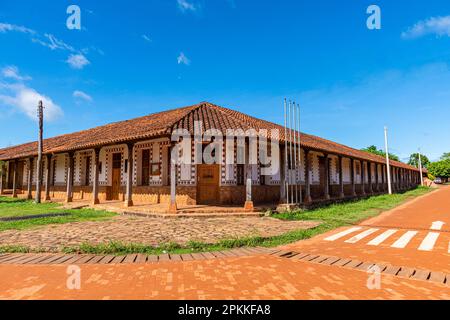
[0,102,420,171]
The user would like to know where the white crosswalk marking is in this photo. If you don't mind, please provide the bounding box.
[367,229,398,246]
[391,231,418,249]
[345,228,379,244]
[418,232,440,251]
[324,227,362,242]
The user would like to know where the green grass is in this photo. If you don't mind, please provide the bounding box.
[0,196,116,232]
[0,187,432,255]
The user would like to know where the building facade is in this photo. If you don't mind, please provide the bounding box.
[0,102,423,211]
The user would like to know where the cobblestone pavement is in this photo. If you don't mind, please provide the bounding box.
[0,216,318,250]
[0,255,448,300]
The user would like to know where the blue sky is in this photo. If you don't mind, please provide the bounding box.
[0,0,449,161]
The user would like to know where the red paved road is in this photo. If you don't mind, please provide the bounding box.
[0,187,449,300]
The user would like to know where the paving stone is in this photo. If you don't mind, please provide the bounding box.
[397,267,415,278]
[410,269,431,281]
[428,271,447,284]
[0,216,318,251]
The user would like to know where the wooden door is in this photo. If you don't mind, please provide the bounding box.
[111,153,121,200]
[197,165,220,205]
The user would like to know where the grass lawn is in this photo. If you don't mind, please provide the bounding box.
[0,187,433,255]
[0,196,116,232]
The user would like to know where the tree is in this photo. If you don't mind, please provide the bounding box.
[361,145,400,162]
[441,152,450,161]
[408,153,430,169]
[428,159,450,178]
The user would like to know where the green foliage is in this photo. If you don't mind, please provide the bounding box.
[0,196,116,231]
[428,159,450,178]
[408,153,430,168]
[362,145,400,162]
[428,173,436,181]
[441,152,450,161]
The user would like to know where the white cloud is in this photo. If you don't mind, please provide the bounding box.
[177,52,191,65]
[0,22,35,34]
[177,0,197,13]
[32,33,75,51]
[0,83,63,121]
[1,66,31,81]
[142,34,152,43]
[73,90,93,102]
[402,16,450,39]
[66,54,90,69]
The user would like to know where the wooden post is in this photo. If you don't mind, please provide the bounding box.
[304,150,312,203]
[361,161,366,196]
[367,162,373,194]
[244,139,254,211]
[323,154,330,200]
[168,145,177,214]
[65,152,74,203]
[92,148,101,205]
[375,164,379,192]
[350,158,356,197]
[35,101,44,203]
[27,157,34,200]
[339,156,345,198]
[45,154,52,201]
[125,143,134,208]
[12,160,18,198]
[0,163,4,195]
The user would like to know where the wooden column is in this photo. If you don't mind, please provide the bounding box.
[92,148,101,205]
[350,158,356,197]
[0,163,4,195]
[304,150,312,203]
[361,161,366,195]
[367,162,373,194]
[44,154,52,201]
[168,145,177,213]
[339,156,345,198]
[125,143,134,208]
[12,160,18,198]
[65,152,74,203]
[244,140,254,211]
[27,157,34,200]
[375,164,379,192]
[323,154,330,200]
[382,165,386,191]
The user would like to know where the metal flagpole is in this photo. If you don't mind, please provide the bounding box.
[418,149,424,186]
[284,99,289,205]
[384,126,392,195]
[288,101,294,204]
[293,102,298,205]
[297,102,302,204]
[35,101,44,203]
